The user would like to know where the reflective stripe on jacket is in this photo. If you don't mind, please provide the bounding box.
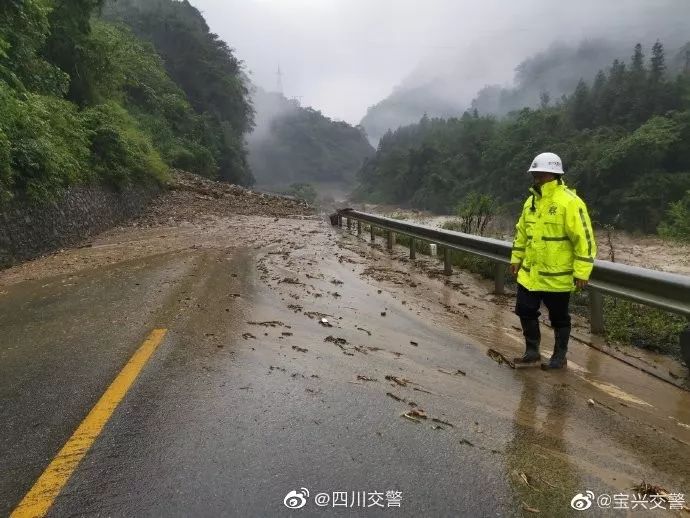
[510,179,597,292]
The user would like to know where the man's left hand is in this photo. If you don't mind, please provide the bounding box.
[574,278,588,289]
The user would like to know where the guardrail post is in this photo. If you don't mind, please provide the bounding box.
[681,322,690,368]
[333,210,690,347]
[387,231,395,250]
[589,289,605,335]
[357,221,362,235]
[494,263,505,294]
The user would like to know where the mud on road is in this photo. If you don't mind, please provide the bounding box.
[2,176,690,516]
[0,172,314,287]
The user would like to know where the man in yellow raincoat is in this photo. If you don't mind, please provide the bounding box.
[509,152,597,369]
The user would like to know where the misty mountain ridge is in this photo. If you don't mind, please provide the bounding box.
[247,88,374,193]
[472,39,690,118]
[362,37,690,146]
[359,44,509,146]
[354,38,690,238]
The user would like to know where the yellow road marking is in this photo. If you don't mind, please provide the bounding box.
[11,328,167,518]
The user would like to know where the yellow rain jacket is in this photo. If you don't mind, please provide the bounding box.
[510,179,596,292]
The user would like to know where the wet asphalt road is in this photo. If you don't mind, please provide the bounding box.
[1,217,690,517]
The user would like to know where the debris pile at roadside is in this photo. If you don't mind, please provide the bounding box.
[137,171,315,225]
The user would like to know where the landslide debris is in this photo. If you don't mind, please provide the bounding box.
[137,171,315,224]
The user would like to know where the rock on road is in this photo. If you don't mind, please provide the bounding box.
[1,178,689,517]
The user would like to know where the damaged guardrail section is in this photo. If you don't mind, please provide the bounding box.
[336,208,690,367]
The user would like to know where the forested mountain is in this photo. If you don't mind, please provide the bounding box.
[354,41,690,237]
[471,40,629,117]
[472,40,690,118]
[248,88,374,189]
[359,83,466,147]
[0,0,254,205]
[361,39,690,146]
[101,0,254,185]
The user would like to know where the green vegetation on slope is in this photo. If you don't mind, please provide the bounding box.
[354,42,690,238]
[360,38,688,146]
[102,0,255,186]
[0,0,253,206]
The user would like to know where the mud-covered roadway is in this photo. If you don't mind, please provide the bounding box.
[1,177,689,517]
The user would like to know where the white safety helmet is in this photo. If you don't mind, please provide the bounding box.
[528,152,564,175]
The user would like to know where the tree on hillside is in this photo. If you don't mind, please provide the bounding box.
[42,0,107,104]
[590,70,607,126]
[607,59,630,125]
[658,190,690,240]
[628,43,648,124]
[102,0,255,185]
[570,80,592,130]
[455,192,497,235]
[650,40,666,81]
[648,40,669,115]
[0,0,68,95]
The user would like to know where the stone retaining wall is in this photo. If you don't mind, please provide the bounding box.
[0,185,160,268]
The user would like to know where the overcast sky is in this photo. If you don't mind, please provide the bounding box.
[191,0,689,124]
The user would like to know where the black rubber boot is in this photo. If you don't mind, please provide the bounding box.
[541,326,570,370]
[514,318,541,365]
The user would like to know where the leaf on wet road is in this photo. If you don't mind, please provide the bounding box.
[632,481,670,498]
[279,277,303,285]
[401,412,423,423]
[522,502,540,513]
[386,392,405,402]
[487,348,516,368]
[385,375,408,387]
[438,368,466,377]
[514,470,539,491]
[247,320,285,327]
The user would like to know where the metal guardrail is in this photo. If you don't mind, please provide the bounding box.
[336,208,690,366]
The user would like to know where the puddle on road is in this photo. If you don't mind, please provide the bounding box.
[584,380,653,407]
[326,225,690,502]
[4,213,689,514]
